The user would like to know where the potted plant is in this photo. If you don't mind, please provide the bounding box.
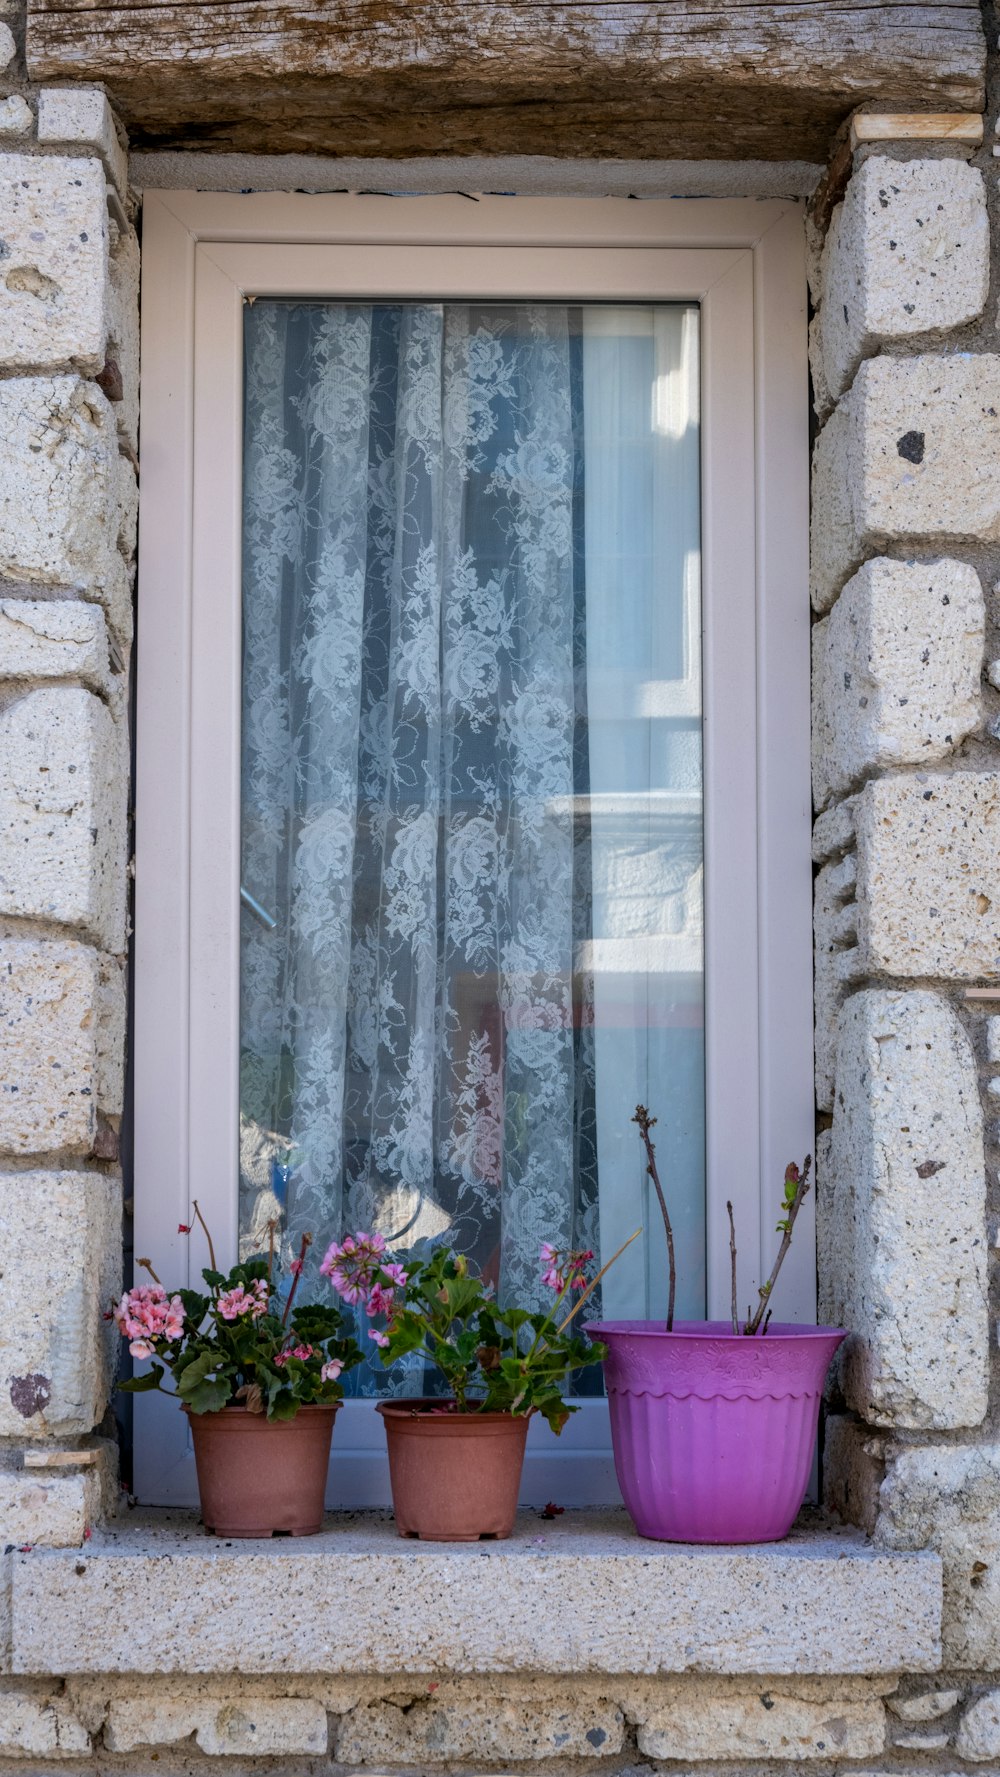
[321,1231,631,1541]
[113,1207,361,1536]
[586,1108,845,1544]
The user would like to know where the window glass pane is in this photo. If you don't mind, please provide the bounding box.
[239,301,703,1391]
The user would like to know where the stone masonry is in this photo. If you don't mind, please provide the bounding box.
[1,0,1000,1770]
[0,0,131,1645]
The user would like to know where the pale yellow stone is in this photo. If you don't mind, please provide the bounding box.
[636,1690,885,1761]
[0,156,109,373]
[0,1170,121,1436]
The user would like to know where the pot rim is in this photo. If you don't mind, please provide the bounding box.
[586,1318,846,1343]
[181,1400,341,1418]
[376,1397,531,1424]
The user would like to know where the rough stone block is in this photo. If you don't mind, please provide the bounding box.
[0,155,110,373]
[95,952,126,1117]
[812,558,984,807]
[635,1690,884,1761]
[0,1170,121,1437]
[0,376,132,645]
[823,989,987,1429]
[0,1692,90,1757]
[956,1689,1000,1760]
[987,1016,1000,1064]
[811,355,1000,612]
[877,1443,1000,1668]
[107,223,139,449]
[0,599,113,698]
[822,1415,886,1537]
[105,1696,328,1755]
[854,771,1000,979]
[12,1516,942,1676]
[337,1695,623,1763]
[0,97,33,138]
[888,1687,962,1721]
[0,688,127,950]
[814,854,860,1110]
[0,938,107,1154]
[36,88,128,202]
[820,158,988,399]
[812,794,858,864]
[0,1468,98,1547]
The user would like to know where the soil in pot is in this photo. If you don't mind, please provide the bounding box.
[377,1399,529,1541]
[186,1403,338,1537]
[587,1320,845,1544]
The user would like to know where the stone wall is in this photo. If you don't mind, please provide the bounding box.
[0,0,132,1572]
[2,0,1000,1767]
[810,46,1000,1763]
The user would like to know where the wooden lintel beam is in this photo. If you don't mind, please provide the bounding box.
[25,3,986,164]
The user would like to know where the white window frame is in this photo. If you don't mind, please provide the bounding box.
[133,191,812,1508]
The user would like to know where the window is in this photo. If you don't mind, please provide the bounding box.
[134,193,812,1506]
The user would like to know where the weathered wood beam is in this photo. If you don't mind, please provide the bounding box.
[26,2,986,163]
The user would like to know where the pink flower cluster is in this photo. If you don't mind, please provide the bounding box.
[216,1278,269,1321]
[113,1285,185,1359]
[273,1342,315,1368]
[540,1243,595,1293]
[321,1231,408,1347]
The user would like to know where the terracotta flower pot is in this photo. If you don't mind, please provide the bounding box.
[185,1403,338,1537]
[377,1399,529,1541]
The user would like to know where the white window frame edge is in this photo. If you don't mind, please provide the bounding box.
[133,191,812,1506]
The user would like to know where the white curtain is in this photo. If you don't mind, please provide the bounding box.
[238,298,704,1380]
[239,302,601,1375]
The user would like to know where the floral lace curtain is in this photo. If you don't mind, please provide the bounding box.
[238,301,602,1384]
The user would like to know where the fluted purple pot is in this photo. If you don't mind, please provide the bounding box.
[587,1320,845,1544]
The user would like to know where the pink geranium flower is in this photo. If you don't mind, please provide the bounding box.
[320,1230,389,1304]
[216,1278,269,1321]
[366,1280,397,1320]
[112,1285,187,1357]
[539,1244,595,1293]
[320,1358,343,1382]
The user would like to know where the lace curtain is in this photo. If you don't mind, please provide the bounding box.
[238,301,602,1380]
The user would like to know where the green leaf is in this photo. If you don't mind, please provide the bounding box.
[184,1375,232,1413]
[118,1363,164,1394]
[178,1289,209,1325]
[176,1348,225,1400]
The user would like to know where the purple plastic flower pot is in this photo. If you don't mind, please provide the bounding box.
[587,1320,845,1544]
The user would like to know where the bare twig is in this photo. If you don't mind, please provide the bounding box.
[281,1232,312,1328]
[136,1256,162,1286]
[554,1228,642,1335]
[744,1155,812,1336]
[632,1106,676,1331]
[726,1200,739,1334]
[191,1199,217,1273]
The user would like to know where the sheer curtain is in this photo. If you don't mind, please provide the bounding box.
[238,298,703,1386]
[239,301,600,1380]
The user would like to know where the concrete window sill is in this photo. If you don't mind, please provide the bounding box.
[9,1509,941,1678]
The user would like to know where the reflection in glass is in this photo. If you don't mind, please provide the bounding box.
[239,301,703,1390]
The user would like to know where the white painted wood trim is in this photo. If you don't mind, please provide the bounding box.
[134,191,812,1506]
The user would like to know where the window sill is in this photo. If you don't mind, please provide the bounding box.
[9,1508,940,1678]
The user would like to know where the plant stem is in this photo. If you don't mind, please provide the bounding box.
[726,1200,738,1335]
[266,1218,277,1291]
[744,1155,812,1336]
[281,1232,312,1328]
[632,1106,676,1331]
[554,1228,642,1337]
[136,1256,162,1286]
[191,1199,217,1273]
